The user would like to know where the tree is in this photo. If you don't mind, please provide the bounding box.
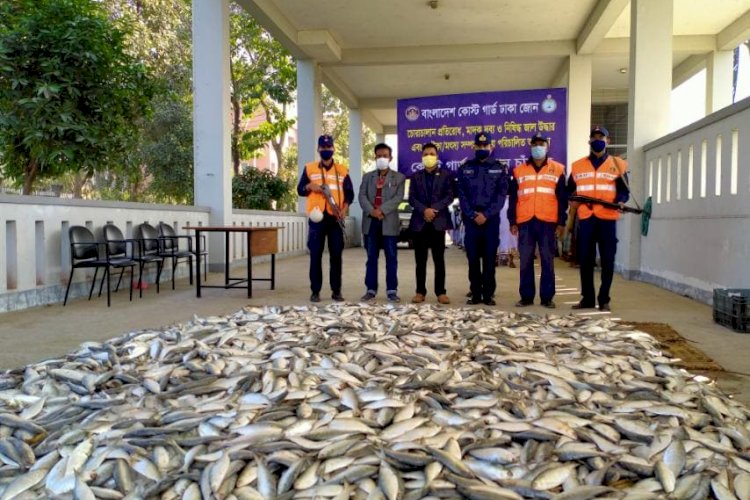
[232,167,291,210]
[321,85,377,168]
[230,5,296,176]
[105,0,193,202]
[0,0,155,194]
[141,93,193,204]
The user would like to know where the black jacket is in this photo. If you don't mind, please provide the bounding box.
[408,167,455,232]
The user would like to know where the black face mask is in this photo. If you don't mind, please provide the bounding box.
[475,149,491,161]
[590,140,607,154]
[320,150,334,161]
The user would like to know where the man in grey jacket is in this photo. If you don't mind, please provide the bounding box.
[359,143,406,302]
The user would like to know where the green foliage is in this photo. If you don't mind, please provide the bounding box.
[232,167,291,210]
[278,143,299,212]
[141,93,193,204]
[230,5,296,174]
[321,85,377,168]
[0,0,155,194]
[104,0,193,202]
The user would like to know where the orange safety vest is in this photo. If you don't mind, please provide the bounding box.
[304,161,348,216]
[570,155,628,221]
[514,160,565,224]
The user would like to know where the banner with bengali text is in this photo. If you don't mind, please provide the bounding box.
[397,88,567,177]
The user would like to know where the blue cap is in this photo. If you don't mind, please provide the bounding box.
[318,134,334,147]
[530,133,549,144]
[474,132,491,145]
[590,126,609,138]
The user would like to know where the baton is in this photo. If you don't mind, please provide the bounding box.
[569,195,643,214]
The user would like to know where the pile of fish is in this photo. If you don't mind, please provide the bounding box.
[0,304,749,500]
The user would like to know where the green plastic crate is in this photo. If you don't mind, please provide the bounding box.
[713,288,750,333]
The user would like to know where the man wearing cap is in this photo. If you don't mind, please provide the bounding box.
[297,134,355,302]
[508,133,568,308]
[408,142,455,305]
[567,126,630,311]
[457,132,509,305]
[359,143,406,302]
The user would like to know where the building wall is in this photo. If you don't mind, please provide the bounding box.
[632,96,750,303]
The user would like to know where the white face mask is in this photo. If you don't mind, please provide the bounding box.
[309,207,324,223]
[375,157,390,170]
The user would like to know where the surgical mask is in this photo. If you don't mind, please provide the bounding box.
[530,145,547,160]
[590,139,607,154]
[376,157,390,170]
[475,149,491,161]
[422,155,438,170]
[319,150,334,161]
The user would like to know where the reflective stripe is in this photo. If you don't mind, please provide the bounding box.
[309,173,323,180]
[326,184,340,191]
[597,172,619,180]
[577,184,615,192]
[519,186,555,195]
[518,175,537,183]
[574,172,595,180]
[539,174,559,182]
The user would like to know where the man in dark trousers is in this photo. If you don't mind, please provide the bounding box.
[359,143,406,302]
[297,134,354,303]
[408,142,455,304]
[508,133,568,308]
[567,126,630,311]
[457,132,509,305]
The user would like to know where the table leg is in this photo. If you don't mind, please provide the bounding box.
[247,232,252,298]
[195,230,202,298]
[271,254,276,290]
[224,231,230,286]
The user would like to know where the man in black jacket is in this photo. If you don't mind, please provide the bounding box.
[408,142,455,304]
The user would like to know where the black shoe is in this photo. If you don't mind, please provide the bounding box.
[483,299,496,306]
[466,297,482,305]
[331,293,345,302]
[599,303,611,311]
[572,301,595,310]
[310,293,320,303]
[515,300,533,307]
[541,300,556,309]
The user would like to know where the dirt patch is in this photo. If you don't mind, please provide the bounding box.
[621,321,725,372]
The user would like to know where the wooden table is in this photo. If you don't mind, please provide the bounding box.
[183,226,281,298]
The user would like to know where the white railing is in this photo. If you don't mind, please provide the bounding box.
[640,96,750,303]
[0,195,311,312]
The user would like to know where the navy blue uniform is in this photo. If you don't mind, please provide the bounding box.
[297,165,355,295]
[457,159,509,302]
[508,159,568,304]
[567,152,630,307]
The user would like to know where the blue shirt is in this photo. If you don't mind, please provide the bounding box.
[457,158,508,221]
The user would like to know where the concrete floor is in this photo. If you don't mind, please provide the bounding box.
[1,246,749,405]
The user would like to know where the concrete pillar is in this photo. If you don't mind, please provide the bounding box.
[621,0,673,276]
[192,0,232,271]
[348,108,363,246]
[706,50,734,114]
[567,55,593,168]
[296,59,322,213]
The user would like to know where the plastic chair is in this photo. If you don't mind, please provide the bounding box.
[158,222,207,289]
[63,226,136,307]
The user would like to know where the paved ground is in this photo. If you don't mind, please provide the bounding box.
[2,245,749,405]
